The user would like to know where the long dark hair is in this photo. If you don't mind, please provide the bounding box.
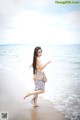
[32,46,42,74]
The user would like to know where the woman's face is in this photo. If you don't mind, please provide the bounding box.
[37,49,42,57]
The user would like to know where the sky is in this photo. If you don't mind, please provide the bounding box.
[0,0,80,45]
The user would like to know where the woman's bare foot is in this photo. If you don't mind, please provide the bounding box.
[33,105,39,107]
[23,94,29,99]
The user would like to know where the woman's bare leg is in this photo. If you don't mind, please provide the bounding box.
[33,94,38,107]
[24,90,44,99]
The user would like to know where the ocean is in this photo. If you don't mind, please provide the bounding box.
[0,44,80,120]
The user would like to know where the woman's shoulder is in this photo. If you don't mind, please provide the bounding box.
[36,57,41,62]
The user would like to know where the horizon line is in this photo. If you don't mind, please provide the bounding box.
[0,43,80,46]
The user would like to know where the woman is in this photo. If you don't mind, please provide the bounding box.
[24,46,51,107]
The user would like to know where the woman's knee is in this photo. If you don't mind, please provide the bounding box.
[41,90,45,93]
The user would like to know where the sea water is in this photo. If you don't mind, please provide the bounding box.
[0,44,80,120]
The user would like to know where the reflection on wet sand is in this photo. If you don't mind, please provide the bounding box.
[31,107,38,120]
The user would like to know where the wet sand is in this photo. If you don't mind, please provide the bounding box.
[0,67,69,120]
[0,97,68,120]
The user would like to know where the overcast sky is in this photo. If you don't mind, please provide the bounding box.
[0,0,80,45]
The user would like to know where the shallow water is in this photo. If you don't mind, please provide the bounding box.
[0,44,80,120]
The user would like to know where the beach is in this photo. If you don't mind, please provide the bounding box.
[0,44,80,120]
[0,66,68,120]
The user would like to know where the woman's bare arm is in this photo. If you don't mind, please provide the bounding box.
[37,57,51,71]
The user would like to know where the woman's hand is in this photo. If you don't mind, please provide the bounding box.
[47,60,52,64]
